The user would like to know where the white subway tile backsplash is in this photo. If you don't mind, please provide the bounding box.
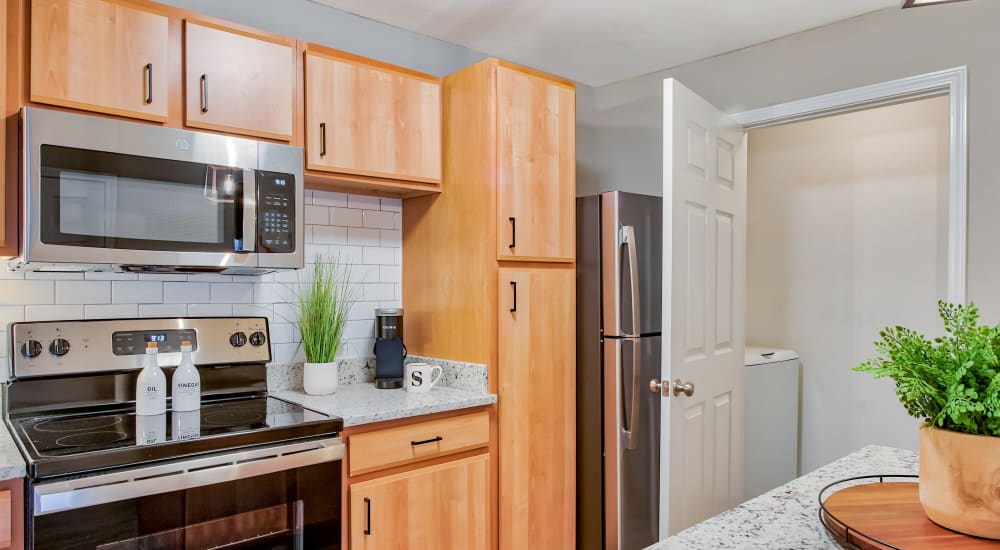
[313,226,348,245]
[0,193,400,363]
[343,320,374,339]
[330,208,363,227]
[0,306,25,358]
[347,301,378,321]
[362,210,395,230]
[0,281,55,305]
[380,198,402,212]
[56,281,111,304]
[363,247,395,265]
[347,195,381,210]
[85,271,139,281]
[313,191,349,208]
[380,230,401,248]
[85,304,138,319]
[112,281,163,304]
[304,205,330,225]
[210,283,253,304]
[26,271,83,280]
[347,265,378,284]
[138,304,187,317]
[26,305,85,321]
[393,213,402,230]
[330,245,363,265]
[187,303,233,317]
[347,228,380,247]
[363,283,394,301]
[379,265,402,283]
[163,282,210,304]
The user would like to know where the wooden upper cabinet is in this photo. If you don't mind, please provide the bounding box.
[496,64,575,262]
[350,454,489,550]
[305,51,441,184]
[184,21,295,141]
[497,267,575,550]
[30,0,169,122]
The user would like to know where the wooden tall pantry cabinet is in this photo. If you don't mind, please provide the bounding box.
[403,58,576,549]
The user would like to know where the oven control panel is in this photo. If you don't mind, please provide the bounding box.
[112,329,198,355]
[257,171,296,254]
[10,317,271,379]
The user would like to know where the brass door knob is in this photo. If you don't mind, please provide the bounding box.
[672,379,695,397]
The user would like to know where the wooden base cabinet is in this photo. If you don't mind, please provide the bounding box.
[349,454,489,550]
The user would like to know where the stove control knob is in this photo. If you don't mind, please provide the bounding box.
[20,340,42,359]
[49,338,71,357]
[229,332,248,347]
[249,331,266,347]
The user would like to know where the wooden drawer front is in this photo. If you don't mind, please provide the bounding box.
[349,411,489,476]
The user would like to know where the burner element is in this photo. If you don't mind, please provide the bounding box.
[56,431,129,448]
[202,410,266,428]
[36,416,124,433]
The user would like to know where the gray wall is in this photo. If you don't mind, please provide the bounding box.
[158,0,485,76]
[580,0,1000,317]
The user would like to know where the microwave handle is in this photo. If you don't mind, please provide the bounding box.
[236,169,257,253]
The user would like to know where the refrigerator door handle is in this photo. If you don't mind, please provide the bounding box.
[620,225,641,450]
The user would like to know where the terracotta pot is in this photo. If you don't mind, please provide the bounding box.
[303,361,338,396]
[919,425,1000,539]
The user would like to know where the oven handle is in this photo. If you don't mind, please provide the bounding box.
[33,436,344,516]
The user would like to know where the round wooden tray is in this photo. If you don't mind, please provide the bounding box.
[820,478,1000,549]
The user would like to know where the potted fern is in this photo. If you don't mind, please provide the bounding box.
[298,256,351,396]
[856,301,1000,539]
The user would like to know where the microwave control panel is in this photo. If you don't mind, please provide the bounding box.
[257,171,296,253]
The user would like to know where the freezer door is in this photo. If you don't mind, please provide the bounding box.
[601,191,663,337]
[604,335,661,550]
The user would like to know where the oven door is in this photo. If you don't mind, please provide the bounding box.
[22,107,260,270]
[29,437,343,550]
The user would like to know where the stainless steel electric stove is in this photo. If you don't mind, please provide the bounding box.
[5,317,344,550]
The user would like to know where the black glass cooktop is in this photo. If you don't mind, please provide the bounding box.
[9,395,342,479]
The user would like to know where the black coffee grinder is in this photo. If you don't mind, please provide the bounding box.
[373,308,405,389]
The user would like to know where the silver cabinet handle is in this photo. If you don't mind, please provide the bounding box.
[673,379,695,397]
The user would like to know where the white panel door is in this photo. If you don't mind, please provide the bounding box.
[661,78,747,536]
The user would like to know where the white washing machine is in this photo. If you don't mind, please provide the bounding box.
[744,347,801,500]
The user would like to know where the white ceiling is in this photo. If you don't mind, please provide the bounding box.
[309,0,900,87]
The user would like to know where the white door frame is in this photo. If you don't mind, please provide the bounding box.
[730,66,968,304]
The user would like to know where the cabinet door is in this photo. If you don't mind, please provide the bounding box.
[496,65,575,262]
[498,267,575,549]
[350,454,489,550]
[30,0,169,121]
[184,21,294,141]
[305,52,441,183]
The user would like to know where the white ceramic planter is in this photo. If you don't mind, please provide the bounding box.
[303,361,338,396]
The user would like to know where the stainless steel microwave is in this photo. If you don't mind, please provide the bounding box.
[16,107,303,275]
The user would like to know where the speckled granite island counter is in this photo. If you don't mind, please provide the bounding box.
[269,355,496,427]
[648,445,918,550]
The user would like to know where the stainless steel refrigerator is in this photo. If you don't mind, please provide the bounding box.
[577,191,662,550]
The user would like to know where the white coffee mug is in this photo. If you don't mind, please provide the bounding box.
[405,362,442,393]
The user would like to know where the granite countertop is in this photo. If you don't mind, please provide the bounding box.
[649,445,918,550]
[273,384,497,427]
[0,420,26,481]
